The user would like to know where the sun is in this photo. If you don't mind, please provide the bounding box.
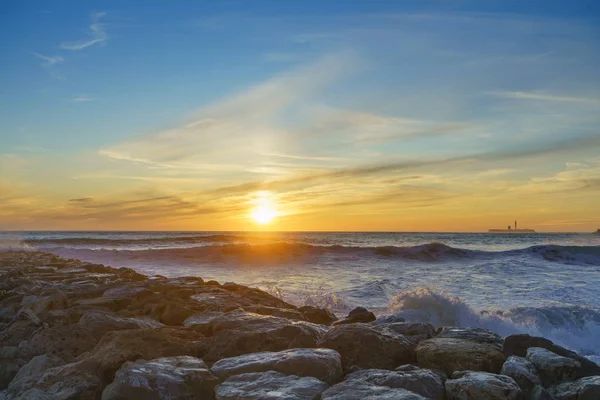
[250,192,278,224]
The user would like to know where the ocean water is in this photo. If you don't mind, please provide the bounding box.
[2,231,600,360]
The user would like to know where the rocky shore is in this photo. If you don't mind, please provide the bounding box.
[0,251,599,400]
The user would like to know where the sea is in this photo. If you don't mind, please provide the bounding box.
[2,231,600,361]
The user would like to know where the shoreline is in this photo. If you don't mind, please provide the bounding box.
[1,250,599,399]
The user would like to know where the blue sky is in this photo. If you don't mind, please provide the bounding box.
[1,1,600,231]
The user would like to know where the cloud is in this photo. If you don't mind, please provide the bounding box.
[70,95,95,102]
[490,91,600,105]
[31,52,64,67]
[59,12,108,51]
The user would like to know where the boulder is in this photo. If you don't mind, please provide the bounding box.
[210,348,343,384]
[501,355,542,396]
[246,305,305,321]
[102,356,219,400]
[531,385,555,400]
[183,311,224,333]
[299,306,338,325]
[6,359,103,400]
[88,327,203,382]
[21,324,98,362]
[376,322,436,342]
[199,311,327,362]
[0,320,40,346]
[437,327,503,350]
[547,376,600,400]
[504,334,600,378]
[6,354,65,396]
[415,338,506,375]
[318,323,415,371]
[445,371,522,400]
[526,347,580,386]
[20,291,69,315]
[321,378,426,399]
[191,289,256,312]
[338,368,445,399]
[215,371,329,400]
[77,310,164,340]
[333,307,376,325]
[376,314,406,325]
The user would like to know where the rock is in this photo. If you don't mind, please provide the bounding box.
[102,356,219,400]
[0,320,40,346]
[531,385,555,400]
[0,346,25,389]
[526,347,580,386]
[20,291,69,315]
[339,368,445,399]
[183,311,224,333]
[200,311,327,362]
[504,334,600,378]
[318,323,415,371]
[115,267,146,281]
[210,348,343,384]
[246,305,305,321]
[376,314,406,324]
[321,378,426,399]
[437,327,503,350]
[6,354,65,396]
[6,359,103,400]
[376,322,436,342]
[333,307,376,325]
[445,371,522,400]
[141,299,198,326]
[88,327,202,382]
[21,324,99,362]
[77,310,164,340]
[501,355,542,396]
[215,371,329,400]
[547,376,600,400]
[299,306,338,325]
[415,338,506,375]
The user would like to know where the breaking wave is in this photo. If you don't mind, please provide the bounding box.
[384,287,600,357]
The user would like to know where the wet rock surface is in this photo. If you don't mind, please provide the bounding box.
[1,250,599,399]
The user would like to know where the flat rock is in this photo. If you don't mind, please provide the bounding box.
[102,356,219,400]
[299,306,338,325]
[416,338,506,375]
[78,310,163,340]
[340,368,445,400]
[215,371,329,400]
[445,371,522,400]
[246,305,305,321]
[210,348,343,384]
[526,347,580,386]
[547,376,600,400]
[437,327,503,350]
[321,378,426,400]
[333,307,376,325]
[504,334,600,378]
[318,323,415,371]
[501,355,541,396]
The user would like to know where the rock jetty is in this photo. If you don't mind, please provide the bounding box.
[1,251,599,399]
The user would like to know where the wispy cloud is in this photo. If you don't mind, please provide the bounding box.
[60,12,108,51]
[491,91,600,105]
[31,52,64,67]
[70,95,95,102]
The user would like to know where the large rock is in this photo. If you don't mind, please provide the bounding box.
[318,323,415,371]
[333,307,376,325]
[210,348,343,384]
[199,311,327,362]
[376,322,436,342]
[215,371,329,400]
[246,305,305,321]
[338,368,445,400]
[299,306,338,326]
[416,338,506,375]
[547,376,600,400]
[321,378,426,399]
[437,327,503,350]
[501,355,541,396]
[6,359,103,400]
[88,327,202,382]
[526,347,580,386]
[21,324,99,362]
[0,346,25,389]
[445,371,522,400]
[77,310,164,340]
[102,356,219,400]
[504,334,600,378]
[6,354,65,396]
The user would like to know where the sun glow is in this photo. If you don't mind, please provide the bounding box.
[250,192,278,224]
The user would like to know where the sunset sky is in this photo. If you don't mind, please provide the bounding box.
[1,1,600,231]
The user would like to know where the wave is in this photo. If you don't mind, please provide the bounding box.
[383,287,600,357]
[29,242,600,266]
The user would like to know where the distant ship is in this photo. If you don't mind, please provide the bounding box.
[489,221,536,233]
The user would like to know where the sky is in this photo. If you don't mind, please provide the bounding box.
[1,0,600,232]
